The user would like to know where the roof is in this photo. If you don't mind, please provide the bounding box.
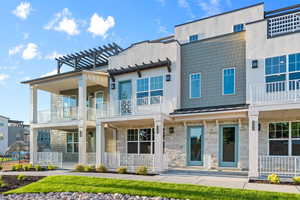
[170,104,249,115]
[21,70,108,85]
[175,2,264,27]
[107,58,171,79]
[56,43,123,72]
[0,115,9,119]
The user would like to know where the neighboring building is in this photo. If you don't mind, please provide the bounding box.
[22,2,300,178]
[0,116,9,154]
[8,119,30,147]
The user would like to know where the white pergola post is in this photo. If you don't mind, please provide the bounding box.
[29,128,38,164]
[96,122,105,166]
[248,109,259,178]
[30,86,38,123]
[154,115,164,173]
[78,75,87,164]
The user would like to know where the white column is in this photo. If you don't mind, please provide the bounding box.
[30,86,38,123]
[96,122,105,166]
[248,109,259,178]
[30,128,38,164]
[154,115,164,173]
[78,75,87,164]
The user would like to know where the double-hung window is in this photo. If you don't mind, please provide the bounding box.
[136,76,163,105]
[223,68,235,95]
[66,132,79,153]
[265,56,286,92]
[190,73,201,98]
[127,128,154,154]
[288,53,300,90]
[269,122,300,156]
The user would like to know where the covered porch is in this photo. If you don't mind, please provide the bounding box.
[249,108,300,178]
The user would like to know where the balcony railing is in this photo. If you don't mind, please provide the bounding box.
[97,96,175,119]
[37,106,97,123]
[267,11,300,38]
[250,80,300,105]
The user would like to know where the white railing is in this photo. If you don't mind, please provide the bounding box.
[250,80,300,105]
[259,156,300,177]
[97,96,175,119]
[32,152,63,168]
[268,11,300,38]
[103,152,168,173]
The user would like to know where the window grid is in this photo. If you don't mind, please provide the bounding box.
[223,68,235,95]
[66,132,79,153]
[190,73,201,98]
[136,76,163,105]
[189,34,198,42]
[267,12,300,38]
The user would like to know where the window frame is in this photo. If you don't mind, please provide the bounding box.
[127,128,155,154]
[66,132,79,153]
[233,24,244,32]
[189,34,198,42]
[222,67,236,95]
[189,73,201,99]
[268,121,300,156]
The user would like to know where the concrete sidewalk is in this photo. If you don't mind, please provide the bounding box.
[1,170,300,194]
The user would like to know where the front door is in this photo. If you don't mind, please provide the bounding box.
[219,125,238,167]
[187,126,204,166]
[118,80,132,115]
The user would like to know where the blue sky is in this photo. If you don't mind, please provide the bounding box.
[0,0,298,122]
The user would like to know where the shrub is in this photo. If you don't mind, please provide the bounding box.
[0,176,6,188]
[47,165,57,170]
[0,165,3,171]
[136,166,148,175]
[34,165,42,171]
[17,174,26,182]
[116,167,127,174]
[12,164,23,171]
[23,164,32,171]
[84,165,94,172]
[293,176,300,184]
[268,173,280,184]
[96,165,107,173]
[75,164,85,172]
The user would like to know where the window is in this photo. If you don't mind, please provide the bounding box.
[67,132,79,153]
[265,56,286,75]
[63,95,77,118]
[268,122,300,156]
[136,76,163,105]
[223,68,235,95]
[127,128,154,154]
[190,73,201,98]
[289,53,300,72]
[189,34,198,42]
[233,24,244,32]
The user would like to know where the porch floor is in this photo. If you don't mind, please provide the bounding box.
[1,170,300,194]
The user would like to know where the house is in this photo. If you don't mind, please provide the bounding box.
[0,115,9,154]
[22,2,300,177]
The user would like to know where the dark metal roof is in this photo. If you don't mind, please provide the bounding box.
[170,104,249,115]
[55,42,123,73]
[175,2,264,27]
[107,58,171,80]
[265,4,300,18]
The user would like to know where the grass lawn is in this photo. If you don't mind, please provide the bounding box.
[5,175,300,200]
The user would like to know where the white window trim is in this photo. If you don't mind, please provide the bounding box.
[66,132,79,153]
[189,73,201,99]
[126,128,155,155]
[222,67,236,96]
[268,121,300,156]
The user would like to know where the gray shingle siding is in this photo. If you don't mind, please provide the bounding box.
[181,32,246,109]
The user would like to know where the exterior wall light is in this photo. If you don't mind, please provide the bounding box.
[166,74,171,81]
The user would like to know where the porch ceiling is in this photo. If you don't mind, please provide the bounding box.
[23,71,108,94]
[259,109,300,121]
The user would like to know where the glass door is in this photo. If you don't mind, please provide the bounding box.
[219,125,238,167]
[118,80,132,115]
[187,126,204,166]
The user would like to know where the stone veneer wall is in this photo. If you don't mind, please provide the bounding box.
[111,120,249,170]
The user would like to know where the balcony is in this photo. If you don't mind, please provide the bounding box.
[250,80,300,105]
[37,106,97,124]
[97,96,175,120]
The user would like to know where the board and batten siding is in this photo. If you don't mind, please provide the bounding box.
[181,32,246,109]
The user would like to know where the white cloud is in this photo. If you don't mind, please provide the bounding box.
[87,13,115,38]
[156,0,166,6]
[12,2,31,20]
[0,66,17,71]
[8,45,24,56]
[22,43,39,60]
[198,0,222,16]
[44,51,63,60]
[155,19,169,35]
[44,8,79,36]
[177,0,195,18]
[41,69,58,77]
[0,74,9,85]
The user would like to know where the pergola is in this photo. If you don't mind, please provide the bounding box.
[55,42,123,73]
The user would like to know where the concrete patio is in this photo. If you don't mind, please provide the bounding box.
[1,170,300,194]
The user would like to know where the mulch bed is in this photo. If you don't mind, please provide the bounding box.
[0,175,44,193]
[249,179,299,186]
[71,170,157,176]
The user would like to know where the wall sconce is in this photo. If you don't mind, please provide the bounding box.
[166,74,171,81]
[111,83,115,89]
[169,127,174,134]
[252,60,258,69]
